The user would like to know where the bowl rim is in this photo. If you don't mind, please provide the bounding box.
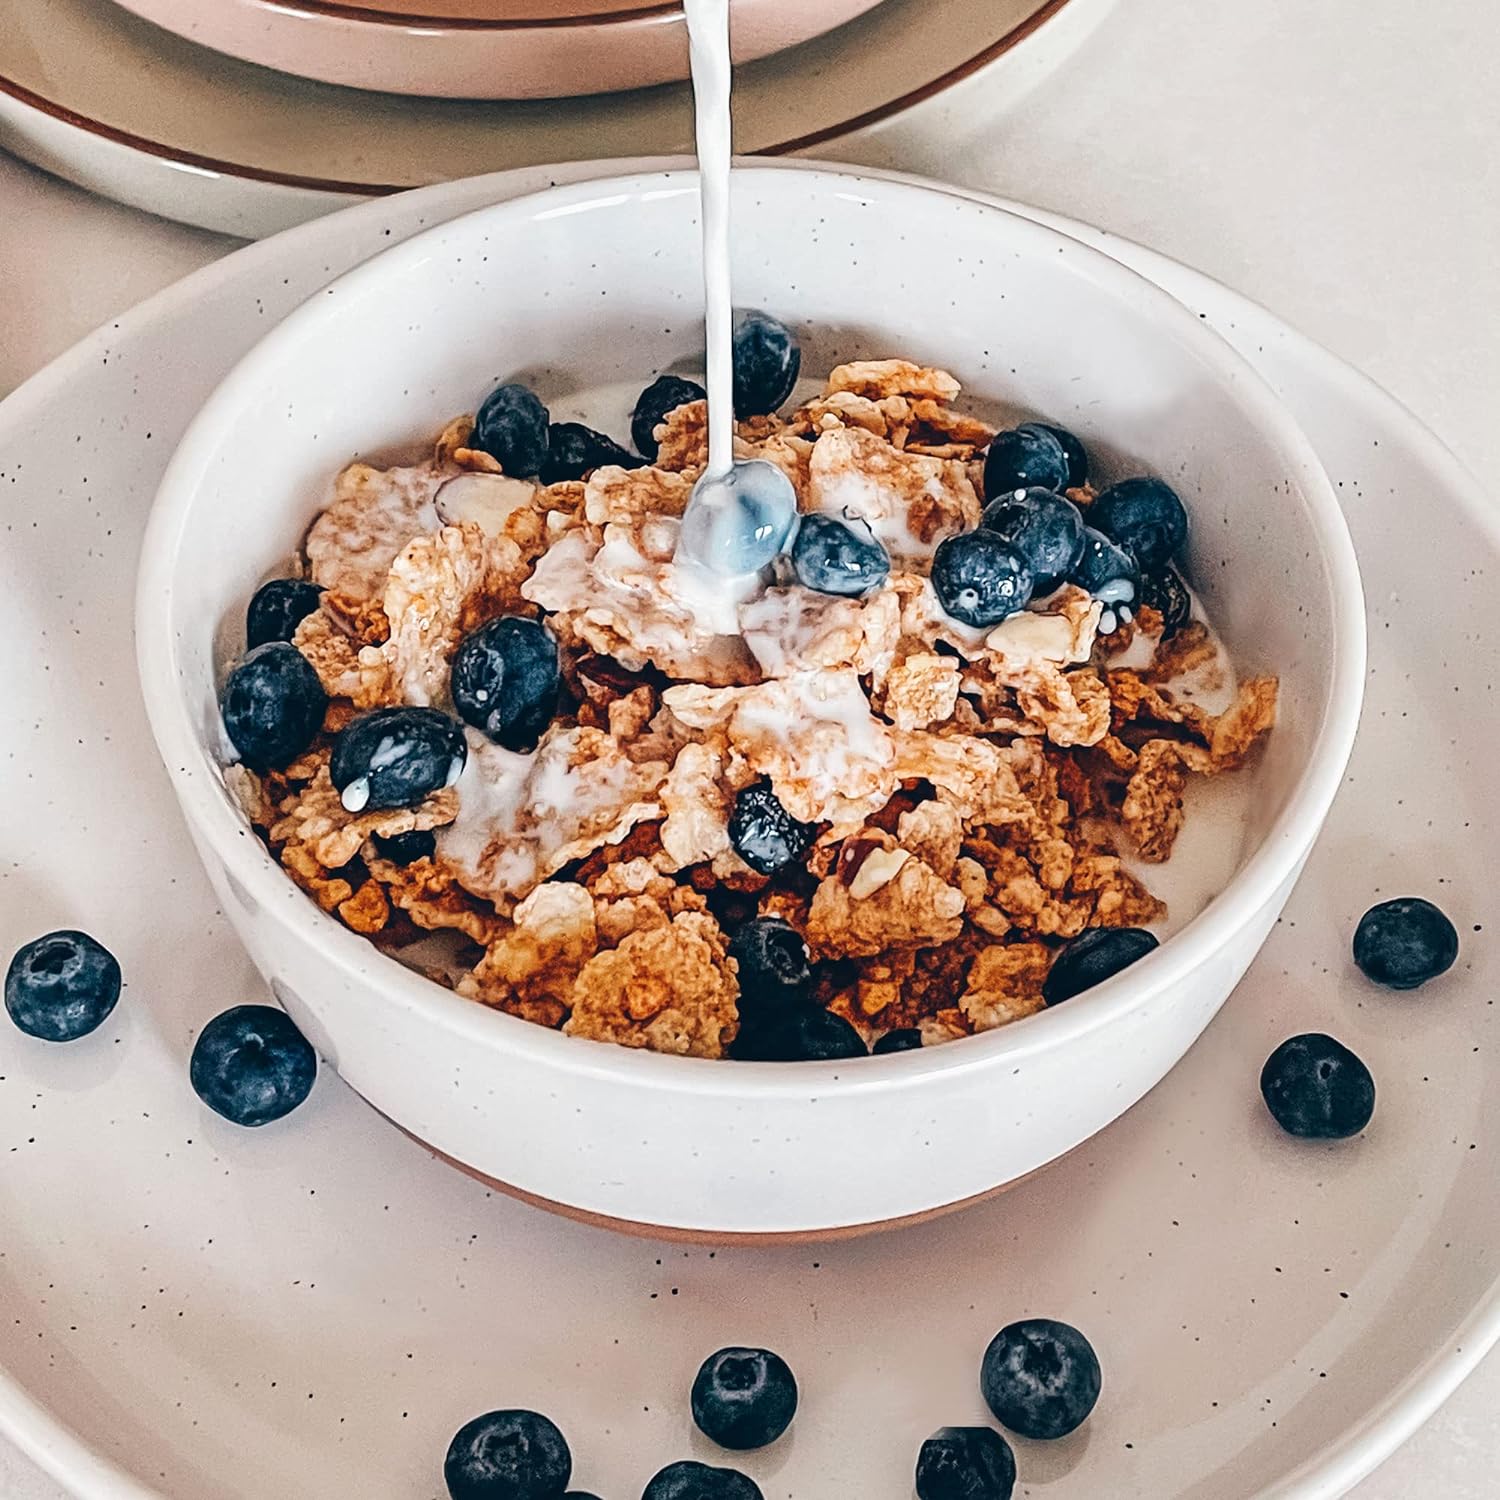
[135,163,1367,1097]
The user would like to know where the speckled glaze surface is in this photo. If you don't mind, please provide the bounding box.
[0,162,1493,1498]
[0,0,1103,236]
[137,166,1362,1237]
[104,0,888,100]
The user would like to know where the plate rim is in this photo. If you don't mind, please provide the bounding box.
[0,0,1075,195]
[0,158,1493,1500]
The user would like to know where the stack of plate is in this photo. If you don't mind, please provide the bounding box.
[0,0,1093,236]
[103,0,892,100]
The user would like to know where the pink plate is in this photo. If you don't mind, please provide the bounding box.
[105,0,891,101]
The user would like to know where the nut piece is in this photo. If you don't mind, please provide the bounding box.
[434,472,537,535]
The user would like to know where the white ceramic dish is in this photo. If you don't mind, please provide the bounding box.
[0,158,1492,1499]
[0,0,1104,237]
[136,165,1364,1237]
[106,0,887,100]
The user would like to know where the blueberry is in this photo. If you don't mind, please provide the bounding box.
[642,1460,762,1500]
[1352,897,1459,990]
[450,617,560,751]
[732,311,800,418]
[677,460,798,577]
[727,917,812,1019]
[632,374,707,459]
[872,1027,922,1054]
[1026,422,1088,488]
[730,1006,867,1062]
[5,931,121,1042]
[1090,476,1188,569]
[330,707,467,813]
[564,1495,603,1499]
[371,828,436,864]
[473,383,550,477]
[189,1004,316,1127]
[728,783,813,876]
[1140,564,1192,636]
[980,487,1085,595]
[984,424,1069,498]
[691,1346,798,1450]
[540,422,642,485]
[981,1319,1101,1440]
[443,1409,572,1500]
[1043,927,1158,1005]
[1069,527,1140,632]
[790,512,890,596]
[915,1426,1016,1500]
[220,640,328,773]
[246,578,323,649]
[930,531,1034,629]
[1260,1033,1376,1139]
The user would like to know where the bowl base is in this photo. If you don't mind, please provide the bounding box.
[375,1100,1064,1244]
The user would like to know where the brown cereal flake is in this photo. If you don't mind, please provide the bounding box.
[563,911,738,1058]
[825,360,962,403]
[960,942,1051,1031]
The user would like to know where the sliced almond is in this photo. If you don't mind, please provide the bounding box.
[434,472,535,536]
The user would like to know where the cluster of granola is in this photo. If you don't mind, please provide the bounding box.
[230,360,1276,1059]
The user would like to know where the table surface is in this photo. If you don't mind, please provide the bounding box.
[0,0,1495,1494]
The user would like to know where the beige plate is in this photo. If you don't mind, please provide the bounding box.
[0,0,1085,235]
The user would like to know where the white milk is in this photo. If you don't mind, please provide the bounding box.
[683,0,735,483]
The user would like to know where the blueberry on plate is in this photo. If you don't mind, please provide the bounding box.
[246,578,323,649]
[642,1459,762,1500]
[1042,927,1158,1005]
[1068,527,1140,633]
[981,1318,1102,1439]
[472,382,550,477]
[1352,897,1459,990]
[727,917,812,1018]
[632,374,707,459]
[443,1409,572,1500]
[983,424,1069,498]
[539,422,642,485]
[220,640,328,774]
[872,1026,923,1054]
[1260,1033,1375,1139]
[728,783,814,876]
[790,512,891,597]
[1140,564,1193,636]
[915,1426,1016,1500]
[450,616,560,752]
[1025,422,1088,489]
[1090,476,1188,569]
[732,311,801,418]
[371,828,437,864]
[189,1004,316,1127]
[330,706,467,813]
[980,487,1086,595]
[5,931,121,1042]
[691,1346,798,1450]
[730,1006,867,1062]
[930,531,1034,630]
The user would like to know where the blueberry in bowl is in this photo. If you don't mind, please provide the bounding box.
[980,486,1085,595]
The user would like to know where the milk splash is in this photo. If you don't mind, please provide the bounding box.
[677,0,798,584]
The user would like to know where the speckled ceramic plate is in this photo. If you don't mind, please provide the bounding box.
[0,0,1104,237]
[0,162,1496,1500]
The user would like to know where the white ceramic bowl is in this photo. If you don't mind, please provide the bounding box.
[137,167,1365,1238]
[106,0,888,101]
